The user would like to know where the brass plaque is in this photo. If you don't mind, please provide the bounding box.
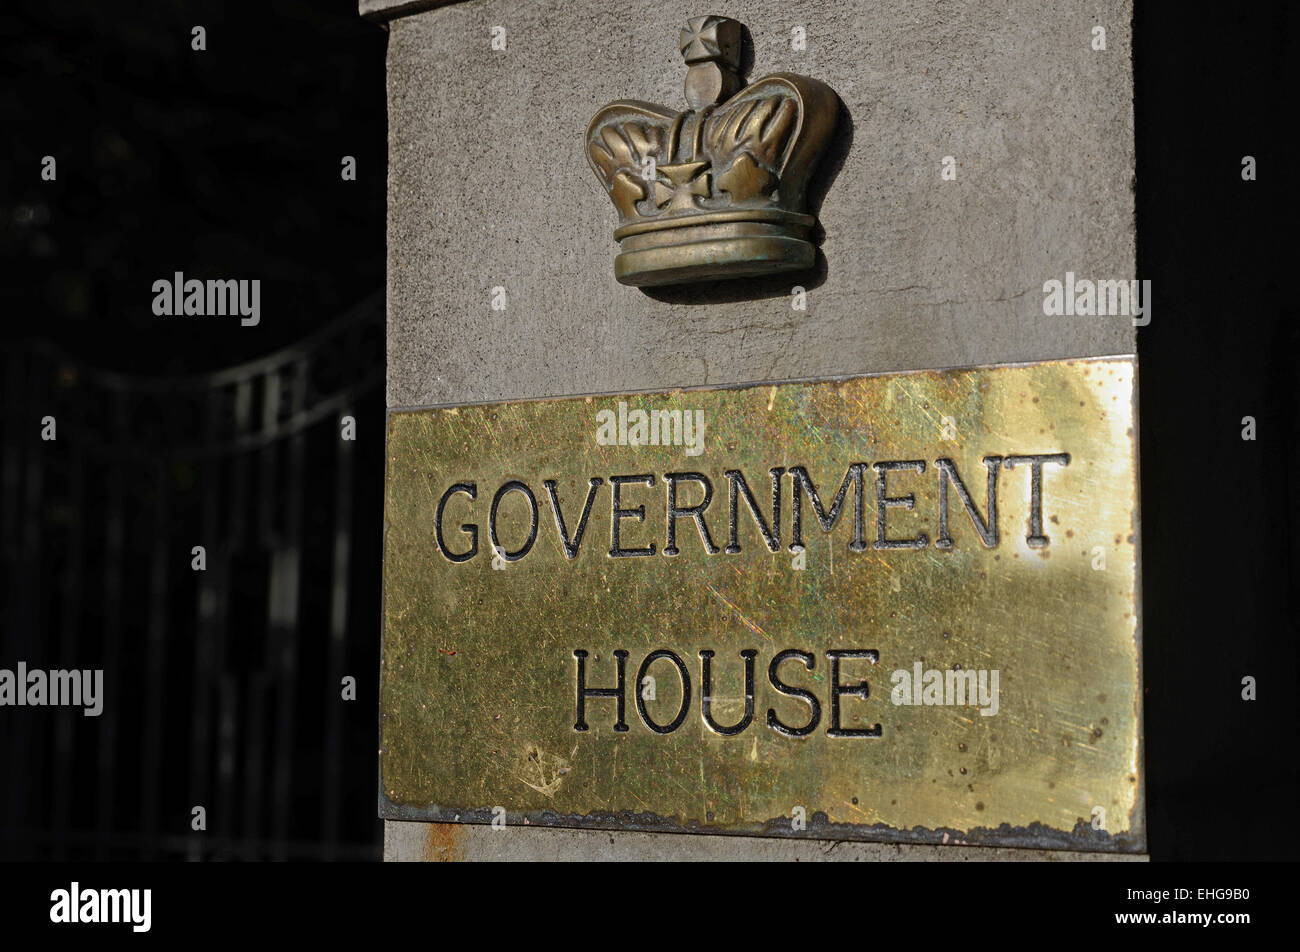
[380,357,1143,851]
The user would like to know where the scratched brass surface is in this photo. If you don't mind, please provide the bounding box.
[381,357,1143,850]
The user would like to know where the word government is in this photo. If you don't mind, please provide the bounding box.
[595,401,705,455]
[152,271,260,326]
[434,452,1071,563]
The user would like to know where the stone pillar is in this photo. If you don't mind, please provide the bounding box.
[364,0,1143,861]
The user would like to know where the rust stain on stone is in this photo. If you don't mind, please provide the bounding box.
[424,822,465,862]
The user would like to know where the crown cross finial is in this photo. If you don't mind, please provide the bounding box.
[679,15,741,68]
[680,15,742,109]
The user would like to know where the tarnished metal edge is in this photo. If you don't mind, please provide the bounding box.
[1128,355,1148,849]
[376,801,1144,854]
[384,353,1140,416]
[377,354,1147,853]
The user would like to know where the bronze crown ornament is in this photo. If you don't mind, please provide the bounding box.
[586,16,839,287]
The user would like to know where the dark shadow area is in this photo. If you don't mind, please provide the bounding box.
[1134,2,1296,860]
[0,0,387,860]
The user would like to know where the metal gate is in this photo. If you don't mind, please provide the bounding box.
[1,293,384,860]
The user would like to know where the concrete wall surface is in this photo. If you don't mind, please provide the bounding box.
[379,0,1135,409]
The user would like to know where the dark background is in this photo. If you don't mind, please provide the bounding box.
[1,1,1294,862]
[1133,3,1295,861]
[1,0,387,860]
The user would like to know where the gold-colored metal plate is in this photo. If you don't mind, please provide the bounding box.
[380,357,1143,851]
